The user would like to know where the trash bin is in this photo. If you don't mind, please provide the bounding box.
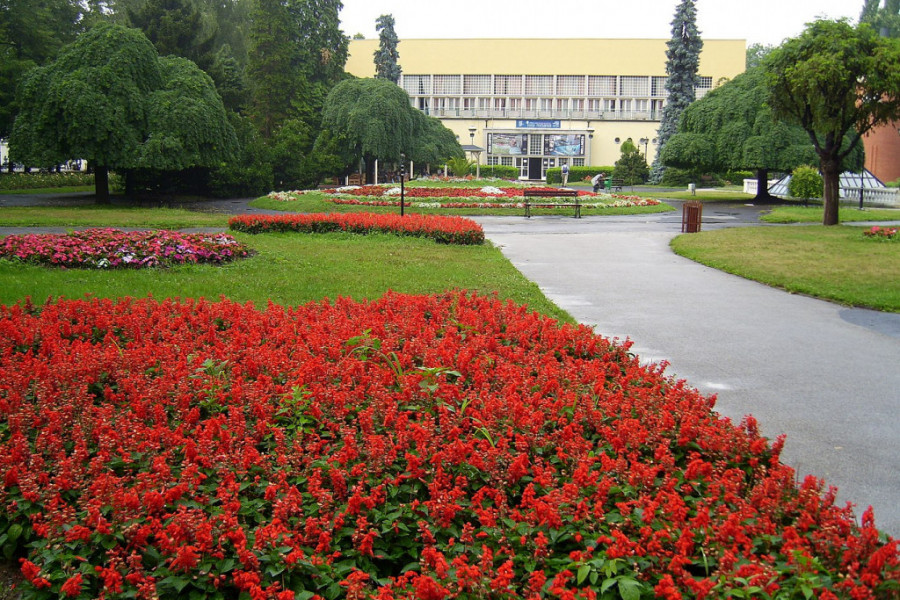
[682,201,703,233]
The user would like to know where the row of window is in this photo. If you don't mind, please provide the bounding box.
[421,97,665,113]
[485,156,585,179]
[402,74,714,98]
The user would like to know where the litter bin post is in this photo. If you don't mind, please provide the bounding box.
[682,201,703,233]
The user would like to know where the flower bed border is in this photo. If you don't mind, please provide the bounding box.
[229,212,485,245]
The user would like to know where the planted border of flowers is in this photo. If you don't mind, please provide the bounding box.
[863,225,898,241]
[0,228,251,269]
[228,212,485,245]
[267,186,661,210]
[0,292,896,600]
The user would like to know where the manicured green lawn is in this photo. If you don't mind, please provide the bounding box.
[0,205,230,228]
[671,226,900,311]
[0,232,573,322]
[628,188,756,202]
[0,185,94,195]
[761,205,900,223]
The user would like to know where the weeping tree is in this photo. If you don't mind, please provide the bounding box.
[661,67,862,202]
[318,78,460,183]
[765,20,900,225]
[409,112,464,173]
[650,0,703,183]
[374,13,401,84]
[10,22,237,202]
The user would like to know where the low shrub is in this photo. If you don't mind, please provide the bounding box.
[472,164,519,179]
[228,212,485,245]
[546,166,616,185]
[0,229,251,268]
[0,172,94,191]
[0,292,896,600]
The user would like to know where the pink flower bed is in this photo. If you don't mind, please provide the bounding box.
[0,229,251,268]
[229,213,484,245]
[863,225,898,240]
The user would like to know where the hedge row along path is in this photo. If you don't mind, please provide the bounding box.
[0,292,896,599]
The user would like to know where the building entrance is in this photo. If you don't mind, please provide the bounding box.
[527,157,542,180]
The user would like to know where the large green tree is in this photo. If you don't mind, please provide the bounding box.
[374,13,401,84]
[649,0,703,183]
[125,0,217,70]
[613,138,650,186]
[10,22,237,202]
[765,20,900,225]
[660,67,865,202]
[318,78,460,183]
[0,0,83,142]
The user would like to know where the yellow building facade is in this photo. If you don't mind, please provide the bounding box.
[345,38,746,179]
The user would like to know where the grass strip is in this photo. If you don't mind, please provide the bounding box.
[0,231,573,322]
[0,205,230,228]
[761,205,900,223]
[670,226,900,312]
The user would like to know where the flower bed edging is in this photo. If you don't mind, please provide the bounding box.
[0,228,251,269]
[1,292,896,599]
[229,213,485,245]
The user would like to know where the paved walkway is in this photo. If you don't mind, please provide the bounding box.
[3,193,899,536]
[471,208,900,537]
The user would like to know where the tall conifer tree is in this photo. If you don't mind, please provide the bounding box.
[650,0,702,183]
[374,14,401,84]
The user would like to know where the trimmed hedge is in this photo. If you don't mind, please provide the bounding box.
[546,166,616,185]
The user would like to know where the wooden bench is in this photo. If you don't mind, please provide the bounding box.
[607,178,624,192]
[523,188,581,218]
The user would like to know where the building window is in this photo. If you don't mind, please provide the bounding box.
[494,98,507,112]
[540,98,553,111]
[571,98,584,111]
[557,75,584,96]
[588,75,616,96]
[463,75,491,95]
[501,156,514,166]
[573,158,585,167]
[525,75,553,95]
[555,98,568,111]
[525,98,539,111]
[434,74,461,95]
[509,98,522,111]
[620,76,649,97]
[402,75,431,95]
[651,76,668,97]
[588,99,604,112]
[695,76,713,99]
[529,135,543,154]
[487,156,499,166]
[494,75,523,95]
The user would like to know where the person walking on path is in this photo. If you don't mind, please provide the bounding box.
[560,164,569,187]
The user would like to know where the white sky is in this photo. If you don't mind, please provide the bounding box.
[338,0,862,47]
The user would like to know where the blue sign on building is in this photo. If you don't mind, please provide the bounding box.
[516,119,561,129]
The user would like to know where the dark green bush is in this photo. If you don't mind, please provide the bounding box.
[546,166,616,184]
[474,164,519,179]
[0,172,94,190]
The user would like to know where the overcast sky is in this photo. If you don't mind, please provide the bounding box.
[339,0,863,47]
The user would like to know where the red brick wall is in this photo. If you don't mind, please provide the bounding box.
[863,121,900,184]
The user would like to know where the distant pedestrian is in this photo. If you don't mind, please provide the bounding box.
[591,172,605,193]
[561,163,569,187]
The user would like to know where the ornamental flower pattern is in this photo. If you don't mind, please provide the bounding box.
[0,292,896,599]
[0,229,251,269]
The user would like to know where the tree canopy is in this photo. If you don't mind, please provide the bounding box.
[765,19,900,224]
[318,78,461,181]
[659,66,861,201]
[650,0,702,183]
[10,22,237,201]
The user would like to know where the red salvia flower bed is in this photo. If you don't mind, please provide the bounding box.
[228,213,484,245]
[0,292,896,599]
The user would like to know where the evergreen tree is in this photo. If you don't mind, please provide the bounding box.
[649,0,703,183]
[246,0,301,138]
[374,14,401,84]
[613,138,649,186]
[290,0,349,126]
[860,0,900,37]
[125,0,218,71]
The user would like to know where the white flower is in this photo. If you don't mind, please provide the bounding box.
[383,187,402,196]
[480,186,504,196]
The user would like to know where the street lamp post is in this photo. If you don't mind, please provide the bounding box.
[399,154,405,216]
[639,137,649,159]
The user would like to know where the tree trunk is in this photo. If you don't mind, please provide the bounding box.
[821,158,841,226]
[95,166,110,204]
[752,169,779,203]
